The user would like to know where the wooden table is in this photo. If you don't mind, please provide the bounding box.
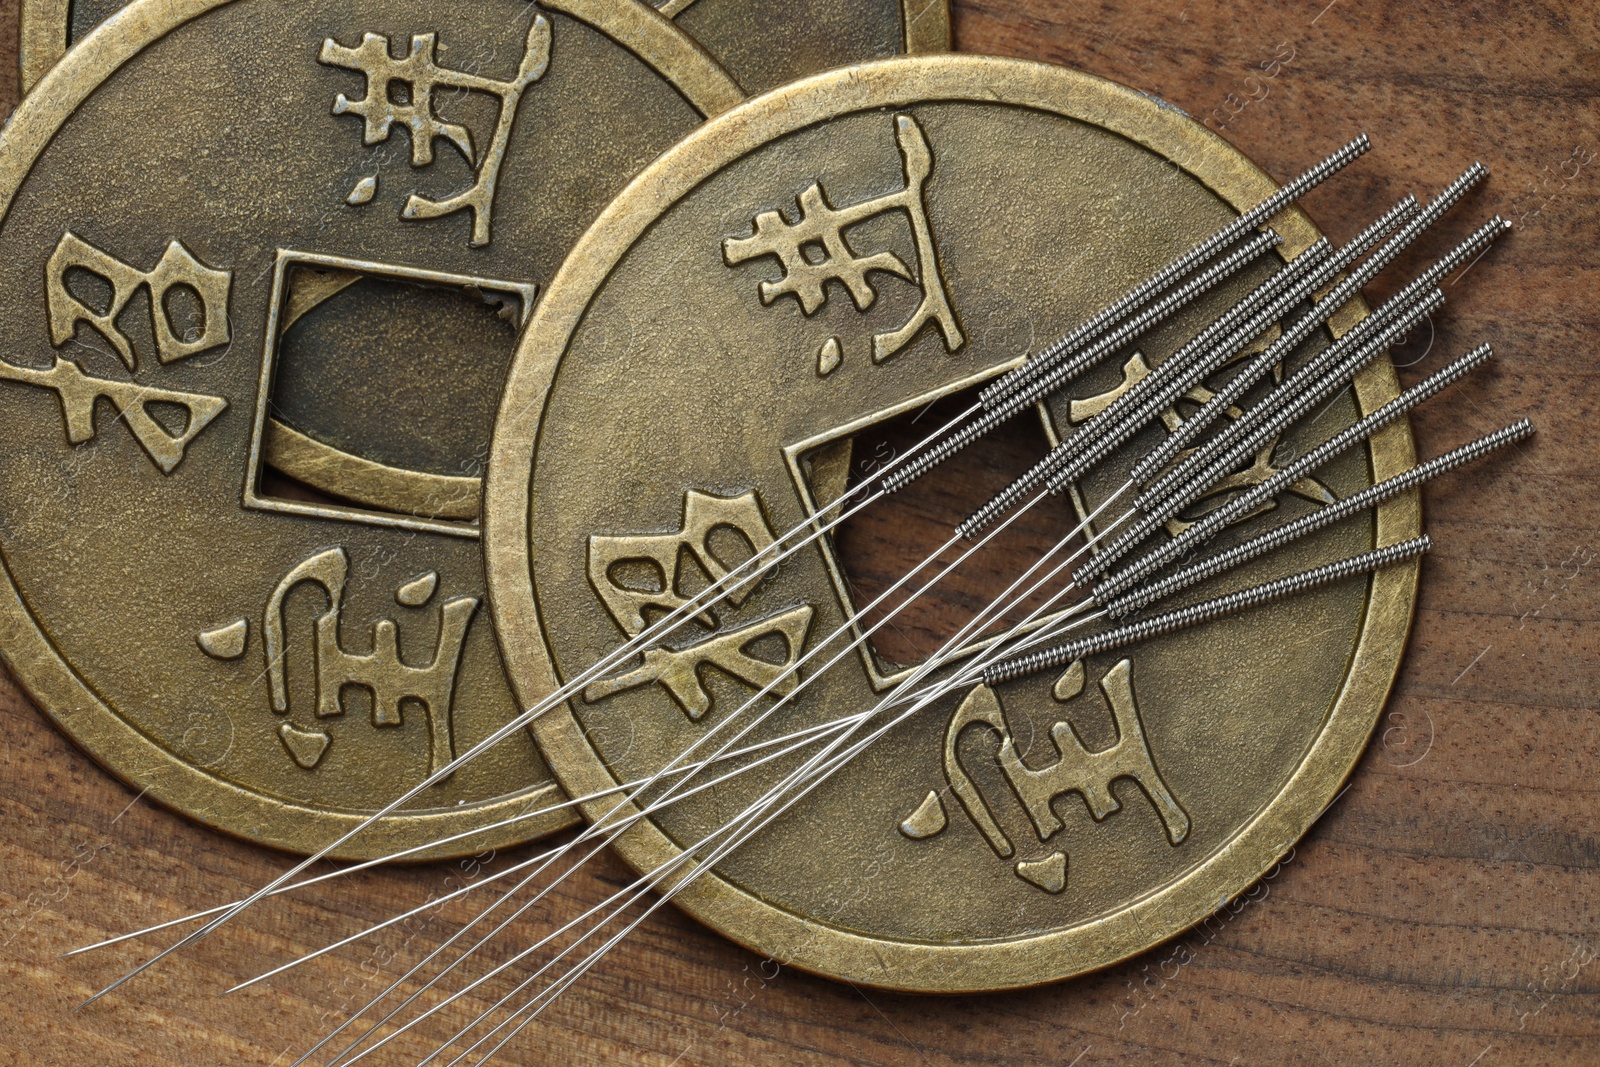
[0,1,1595,1063]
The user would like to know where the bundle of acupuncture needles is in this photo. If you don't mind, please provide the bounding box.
[71,133,1534,1066]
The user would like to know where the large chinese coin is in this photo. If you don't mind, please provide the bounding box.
[485,55,1421,989]
[0,0,943,859]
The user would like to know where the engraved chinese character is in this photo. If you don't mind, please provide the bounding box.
[908,660,1189,894]
[202,548,478,776]
[0,232,231,473]
[46,231,232,368]
[723,113,963,376]
[320,15,551,247]
[584,489,814,721]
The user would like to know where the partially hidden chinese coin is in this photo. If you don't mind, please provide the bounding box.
[22,0,951,94]
[485,55,1421,990]
[0,0,944,859]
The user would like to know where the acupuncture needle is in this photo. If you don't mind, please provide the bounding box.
[400,262,1523,1055]
[368,307,1491,1062]
[305,164,1446,1062]
[83,136,1372,1002]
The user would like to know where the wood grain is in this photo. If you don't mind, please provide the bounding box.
[1,1,1596,1064]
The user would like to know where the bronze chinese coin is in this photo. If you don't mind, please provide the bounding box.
[0,0,944,859]
[485,55,1420,990]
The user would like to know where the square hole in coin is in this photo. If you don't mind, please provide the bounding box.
[244,251,537,535]
[796,382,1089,683]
